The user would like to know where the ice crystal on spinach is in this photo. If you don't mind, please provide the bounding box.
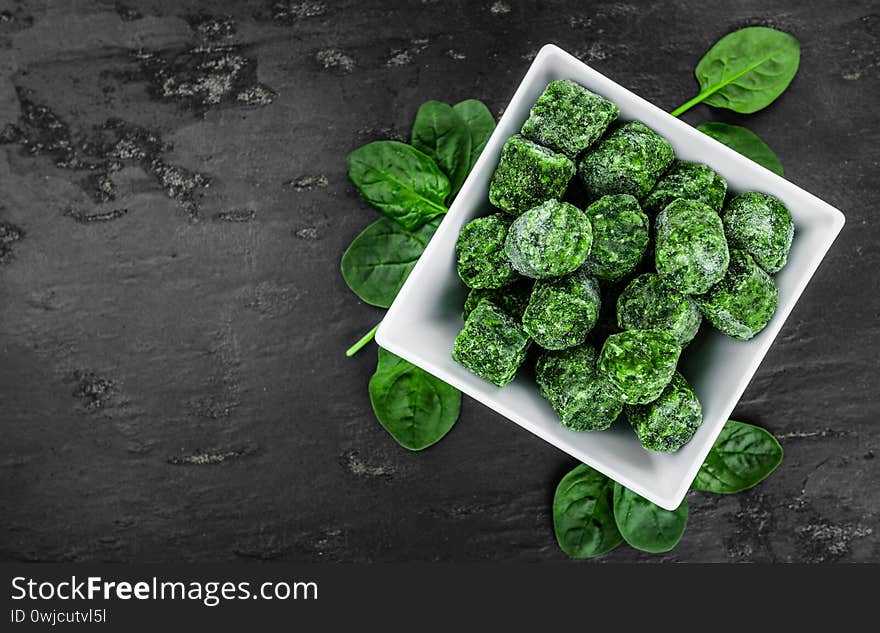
[578,121,673,200]
[504,199,591,279]
[627,372,702,452]
[695,249,778,340]
[489,135,574,215]
[453,301,531,386]
[722,191,793,274]
[644,160,727,214]
[655,199,729,294]
[521,79,618,158]
[536,344,622,431]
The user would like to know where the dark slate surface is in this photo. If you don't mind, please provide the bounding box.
[0,0,877,563]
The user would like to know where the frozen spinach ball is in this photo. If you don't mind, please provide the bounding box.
[522,270,601,350]
[581,194,649,281]
[655,199,730,294]
[578,121,674,200]
[723,191,794,274]
[535,344,623,431]
[598,329,681,404]
[627,372,702,452]
[488,135,575,215]
[521,79,619,158]
[455,214,518,289]
[504,199,592,279]
[616,273,702,346]
[453,301,531,387]
[694,249,778,340]
[462,278,533,322]
[644,160,727,214]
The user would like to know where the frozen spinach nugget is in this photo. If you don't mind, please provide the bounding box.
[535,344,622,431]
[523,269,600,350]
[462,278,533,321]
[655,199,730,295]
[723,191,794,274]
[598,329,681,404]
[504,199,592,279]
[644,160,727,214]
[695,249,778,340]
[582,194,649,281]
[617,273,702,346]
[521,79,619,158]
[455,214,518,289]
[578,121,674,199]
[453,301,531,386]
[627,372,702,452]
[488,135,575,215]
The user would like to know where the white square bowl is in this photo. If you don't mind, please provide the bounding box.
[376,44,845,510]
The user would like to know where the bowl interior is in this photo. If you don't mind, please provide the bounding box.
[377,44,844,510]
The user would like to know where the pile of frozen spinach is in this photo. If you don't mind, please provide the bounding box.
[340,26,799,557]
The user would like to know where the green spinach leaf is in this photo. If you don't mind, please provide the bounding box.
[341,216,440,308]
[692,420,783,493]
[369,348,461,450]
[698,122,784,175]
[613,483,688,553]
[411,101,472,199]
[672,27,800,115]
[453,99,496,173]
[553,464,623,558]
[347,140,450,230]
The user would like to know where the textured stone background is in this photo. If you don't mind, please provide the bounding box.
[0,0,877,563]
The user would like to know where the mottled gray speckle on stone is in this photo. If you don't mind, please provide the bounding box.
[316,48,355,73]
[288,174,328,190]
